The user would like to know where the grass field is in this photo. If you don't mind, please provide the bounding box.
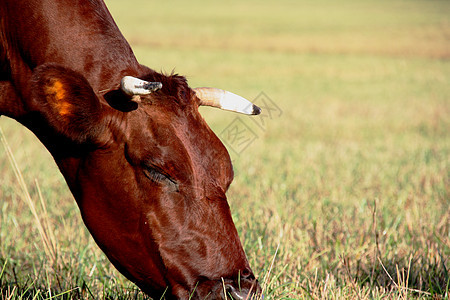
[1,0,449,298]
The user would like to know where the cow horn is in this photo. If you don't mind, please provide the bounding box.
[120,76,162,96]
[194,87,261,115]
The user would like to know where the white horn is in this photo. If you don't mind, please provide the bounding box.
[194,87,261,115]
[120,76,162,96]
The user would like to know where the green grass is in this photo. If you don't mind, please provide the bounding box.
[1,0,449,298]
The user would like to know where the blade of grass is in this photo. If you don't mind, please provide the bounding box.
[261,239,281,298]
[0,127,57,263]
[36,179,58,261]
[0,259,7,280]
[45,287,81,300]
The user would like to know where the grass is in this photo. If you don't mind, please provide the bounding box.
[1,0,449,298]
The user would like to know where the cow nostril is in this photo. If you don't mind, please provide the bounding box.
[241,268,254,280]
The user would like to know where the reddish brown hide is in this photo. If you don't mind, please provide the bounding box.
[0,0,261,299]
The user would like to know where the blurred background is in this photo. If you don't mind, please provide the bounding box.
[1,0,449,298]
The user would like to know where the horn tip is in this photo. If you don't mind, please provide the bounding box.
[252,104,262,115]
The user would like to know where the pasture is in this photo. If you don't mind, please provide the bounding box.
[1,0,449,298]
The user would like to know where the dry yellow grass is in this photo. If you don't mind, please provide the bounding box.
[1,0,449,298]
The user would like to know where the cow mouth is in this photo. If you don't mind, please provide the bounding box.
[223,279,262,300]
[195,276,262,300]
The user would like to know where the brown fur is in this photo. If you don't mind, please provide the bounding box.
[0,0,260,299]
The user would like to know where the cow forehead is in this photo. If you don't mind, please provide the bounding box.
[122,103,234,187]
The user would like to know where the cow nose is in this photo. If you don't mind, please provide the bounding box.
[224,278,262,300]
[241,268,256,281]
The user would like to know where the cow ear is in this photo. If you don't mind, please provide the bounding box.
[31,63,106,145]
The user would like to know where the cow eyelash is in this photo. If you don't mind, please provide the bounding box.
[144,167,169,182]
[143,166,178,188]
[145,168,166,182]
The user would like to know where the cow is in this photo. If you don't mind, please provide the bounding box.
[0,0,262,299]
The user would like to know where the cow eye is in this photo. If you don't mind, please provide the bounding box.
[143,166,179,191]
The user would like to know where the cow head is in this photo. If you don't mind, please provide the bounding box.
[28,63,262,299]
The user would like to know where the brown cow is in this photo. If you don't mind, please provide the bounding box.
[0,0,262,299]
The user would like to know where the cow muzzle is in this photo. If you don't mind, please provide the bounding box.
[223,278,262,300]
[198,275,262,300]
